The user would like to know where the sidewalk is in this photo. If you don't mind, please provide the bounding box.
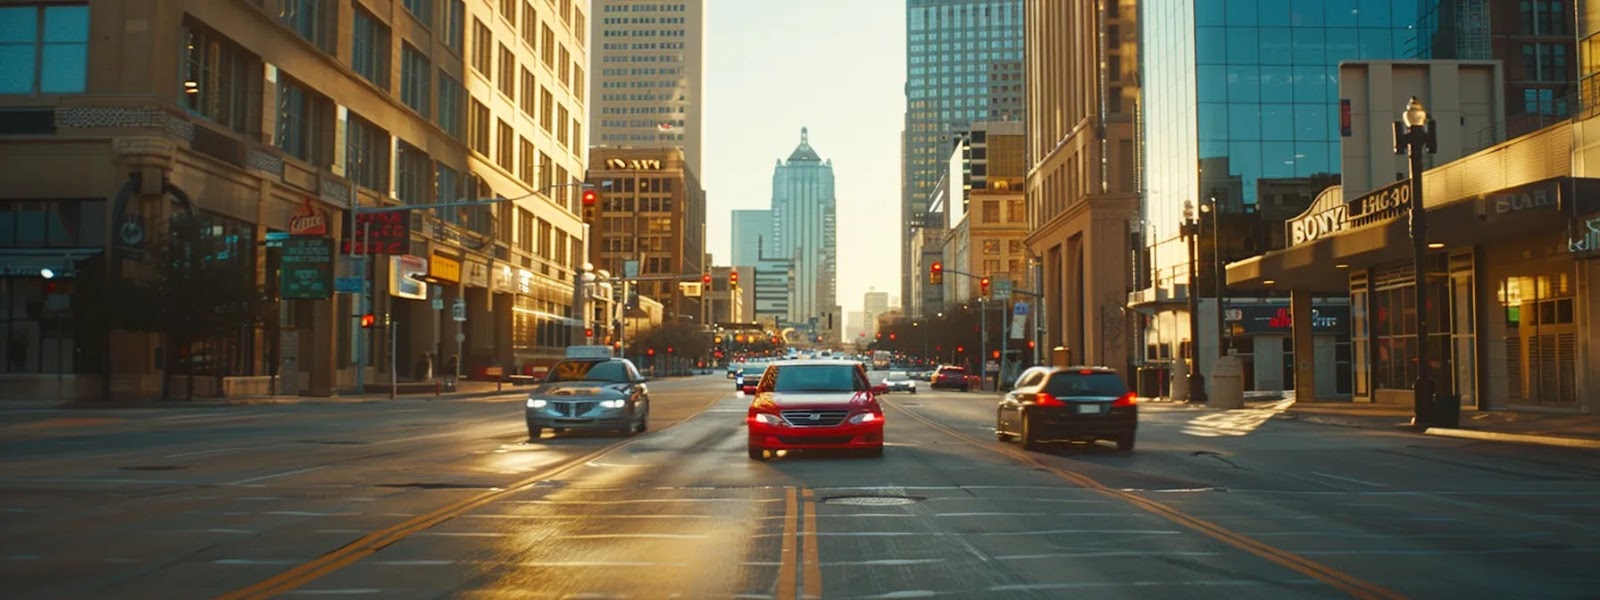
[1274,398,1600,450]
[38,380,527,410]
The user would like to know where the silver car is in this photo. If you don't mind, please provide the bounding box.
[881,371,917,394]
[525,358,650,439]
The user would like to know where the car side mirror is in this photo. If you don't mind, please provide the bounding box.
[871,384,889,394]
[742,385,758,395]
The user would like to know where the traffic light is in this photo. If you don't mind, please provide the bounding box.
[581,187,599,206]
[666,346,674,354]
[992,350,1001,359]
[930,262,943,285]
[647,348,656,356]
[584,327,594,338]
[980,276,991,297]
[729,270,739,286]
[889,333,896,341]
[702,273,711,286]
[957,345,964,354]
[360,313,375,328]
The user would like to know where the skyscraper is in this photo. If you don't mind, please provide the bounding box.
[730,209,773,266]
[590,0,705,175]
[863,289,890,339]
[772,128,837,326]
[903,0,1024,304]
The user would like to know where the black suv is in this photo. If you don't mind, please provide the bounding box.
[995,366,1136,451]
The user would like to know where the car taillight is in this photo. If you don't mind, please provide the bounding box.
[1035,393,1066,407]
[1113,392,1137,407]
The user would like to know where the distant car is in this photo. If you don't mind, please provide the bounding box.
[524,357,650,439]
[996,366,1136,452]
[931,366,969,391]
[745,359,886,459]
[727,363,746,379]
[881,371,917,394]
[735,363,773,392]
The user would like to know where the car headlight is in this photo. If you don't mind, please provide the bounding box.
[526,398,548,409]
[848,412,881,424]
[599,399,626,409]
[751,412,783,426]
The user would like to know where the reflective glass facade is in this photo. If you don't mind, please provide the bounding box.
[903,0,1023,299]
[1142,0,1421,270]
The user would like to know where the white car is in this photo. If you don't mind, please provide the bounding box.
[881,371,917,394]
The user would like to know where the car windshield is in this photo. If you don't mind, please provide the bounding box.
[1044,372,1128,397]
[885,371,910,381]
[546,360,631,383]
[940,367,966,376]
[773,365,865,392]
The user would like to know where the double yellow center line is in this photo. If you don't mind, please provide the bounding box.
[776,486,824,600]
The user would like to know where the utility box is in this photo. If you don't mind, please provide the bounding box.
[1211,355,1245,409]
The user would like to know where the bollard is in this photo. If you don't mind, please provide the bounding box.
[1211,355,1245,409]
[435,379,442,396]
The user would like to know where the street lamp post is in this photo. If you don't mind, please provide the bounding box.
[1203,197,1226,355]
[1393,97,1438,427]
[1181,199,1207,404]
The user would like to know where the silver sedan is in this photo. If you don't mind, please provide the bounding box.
[525,358,650,439]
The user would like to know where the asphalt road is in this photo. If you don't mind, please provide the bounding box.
[2,372,1597,599]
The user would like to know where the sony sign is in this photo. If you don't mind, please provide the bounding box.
[1288,204,1348,246]
[605,158,664,170]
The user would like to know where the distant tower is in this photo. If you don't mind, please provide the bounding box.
[771,127,837,326]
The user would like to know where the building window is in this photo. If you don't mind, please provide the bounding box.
[351,7,390,89]
[1500,273,1578,407]
[537,218,552,258]
[436,71,463,138]
[402,0,431,26]
[556,105,569,147]
[278,0,332,52]
[519,137,535,185]
[521,2,538,48]
[573,8,585,46]
[539,87,554,131]
[346,113,390,192]
[400,44,430,116]
[0,198,106,248]
[467,97,490,155]
[557,44,570,86]
[540,24,555,67]
[471,18,492,75]
[0,4,89,94]
[496,120,514,172]
[572,120,581,155]
[436,162,461,210]
[276,77,331,165]
[538,151,553,192]
[181,22,254,133]
[982,200,1000,223]
[497,44,515,98]
[395,142,431,204]
[499,0,516,21]
[520,67,537,118]
[443,0,464,52]
[517,208,534,253]
[572,65,584,102]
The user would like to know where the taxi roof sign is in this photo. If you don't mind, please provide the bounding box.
[565,345,616,359]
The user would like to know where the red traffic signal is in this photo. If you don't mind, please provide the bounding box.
[992,350,1001,359]
[889,333,896,341]
[957,345,964,353]
[666,346,674,353]
[729,271,739,286]
[646,348,656,356]
[584,327,594,338]
[360,313,376,328]
[980,276,991,294]
[702,273,711,285]
[930,261,943,285]
[581,188,599,206]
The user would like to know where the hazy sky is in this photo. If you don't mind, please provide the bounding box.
[701,1,907,317]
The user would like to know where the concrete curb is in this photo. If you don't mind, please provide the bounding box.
[1423,427,1600,450]
[48,389,524,410]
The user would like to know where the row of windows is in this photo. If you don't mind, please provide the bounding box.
[599,68,683,76]
[599,42,687,50]
[599,106,686,115]
[602,54,685,63]
[470,16,586,104]
[602,4,688,12]
[0,4,89,95]
[601,80,685,88]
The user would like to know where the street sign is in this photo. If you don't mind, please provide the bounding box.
[431,297,444,310]
[455,332,466,343]
[452,298,466,322]
[1014,302,1029,315]
[623,259,640,279]
[280,237,334,300]
[335,276,362,294]
[993,278,1014,301]
[342,211,411,255]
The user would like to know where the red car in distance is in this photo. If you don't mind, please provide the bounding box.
[745,360,886,459]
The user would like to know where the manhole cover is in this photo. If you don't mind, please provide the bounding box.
[821,495,922,507]
[119,465,186,471]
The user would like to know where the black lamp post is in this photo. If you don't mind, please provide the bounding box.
[1393,97,1438,428]
[1202,197,1226,355]
[1182,199,1207,404]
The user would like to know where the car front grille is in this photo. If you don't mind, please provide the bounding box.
[554,401,597,417]
[780,409,849,427]
[776,436,854,445]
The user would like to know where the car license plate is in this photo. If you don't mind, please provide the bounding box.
[1076,404,1100,414]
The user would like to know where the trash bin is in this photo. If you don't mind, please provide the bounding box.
[1210,355,1245,409]
[1136,366,1160,398]
[1433,394,1460,428]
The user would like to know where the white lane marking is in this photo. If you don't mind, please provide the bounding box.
[283,590,384,595]
[214,559,302,565]
[558,534,707,540]
[991,580,1317,591]
[374,560,454,566]
[178,529,256,534]
[227,466,328,485]
[242,497,283,501]
[511,561,689,567]
[584,461,641,468]
[818,559,943,567]
[934,512,1049,517]
[0,477,189,485]
[1310,471,1388,488]
[505,498,779,505]
[3,508,34,513]
[1300,548,1600,556]
[413,532,509,537]
[464,514,713,520]
[860,592,938,599]
[997,551,1222,560]
[164,447,246,459]
[314,530,366,534]
[265,511,363,517]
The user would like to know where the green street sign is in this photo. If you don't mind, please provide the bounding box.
[280,236,334,300]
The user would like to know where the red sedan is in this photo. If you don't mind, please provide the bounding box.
[745,360,886,459]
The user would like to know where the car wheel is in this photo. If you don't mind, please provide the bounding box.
[636,405,650,433]
[995,409,1015,441]
[748,445,765,460]
[1116,434,1135,452]
[1020,413,1041,451]
[527,426,543,441]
